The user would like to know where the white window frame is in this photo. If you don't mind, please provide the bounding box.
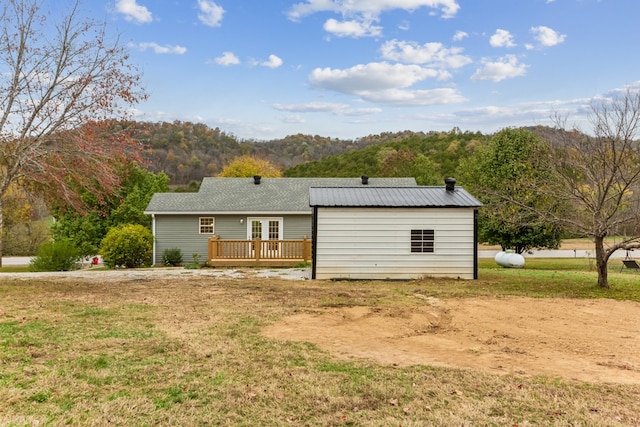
[199,217,215,234]
[246,217,283,240]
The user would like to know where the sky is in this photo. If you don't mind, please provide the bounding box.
[95,0,640,141]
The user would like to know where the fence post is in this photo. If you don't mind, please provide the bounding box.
[254,237,261,261]
[302,235,310,262]
[209,235,220,261]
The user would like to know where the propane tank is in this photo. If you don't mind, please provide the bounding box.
[494,250,525,268]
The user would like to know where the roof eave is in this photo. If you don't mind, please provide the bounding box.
[144,210,312,215]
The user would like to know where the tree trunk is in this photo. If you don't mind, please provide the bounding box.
[594,235,609,288]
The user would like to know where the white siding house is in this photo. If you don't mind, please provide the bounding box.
[309,180,482,280]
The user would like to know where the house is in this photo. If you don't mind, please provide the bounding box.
[309,178,483,280]
[144,176,417,266]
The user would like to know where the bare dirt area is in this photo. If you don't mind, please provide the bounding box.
[3,268,639,385]
[263,296,640,385]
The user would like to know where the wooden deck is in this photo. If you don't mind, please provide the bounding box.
[208,236,312,267]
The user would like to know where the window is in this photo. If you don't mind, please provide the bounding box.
[411,229,434,253]
[199,217,215,234]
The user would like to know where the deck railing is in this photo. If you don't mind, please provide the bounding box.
[208,235,311,266]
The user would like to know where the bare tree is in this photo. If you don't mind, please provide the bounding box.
[548,89,640,288]
[0,0,146,265]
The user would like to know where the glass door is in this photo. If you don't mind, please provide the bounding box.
[247,218,283,257]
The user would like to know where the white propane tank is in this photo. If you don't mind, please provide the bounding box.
[494,250,525,268]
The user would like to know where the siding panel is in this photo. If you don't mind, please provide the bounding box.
[153,213,312,265]
[154,215,213,265]
[314,207,476,280]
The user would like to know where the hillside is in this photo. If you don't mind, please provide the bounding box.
[125,121,415,185]
[123,121,571,186]
[284,129,487,184]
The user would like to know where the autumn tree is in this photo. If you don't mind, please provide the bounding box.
[545,89,640,288]
[52,164,169,257]
[459,128,563,254]
[2,185,49,255]
[0,0,146,265]
[218,156,282,178]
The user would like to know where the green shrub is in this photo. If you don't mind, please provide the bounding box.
[29,239,82,272]
[162,248,183,266]
[184,253,201,269]
[100,224,153,269]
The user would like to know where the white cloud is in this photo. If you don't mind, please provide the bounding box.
[115,0,152,24]
[214,52,240,66]
[273,102,382,116]
[471,55,528,82]
[287,0,459,38]
[309,62,441,93]
[308,62,466,106]
[281,115,306,124]
[360,88,467,106]
[530,26,566,47]
[273,102,351,113]
[342,107,384,116]
[287,0,460,21]
[260,54,283,68]
[380,39,472,69]
[197,0,225,27]
[324,18,382,38]
[490,29,516,48]
[129,42,187,54]
[453,30,468,41]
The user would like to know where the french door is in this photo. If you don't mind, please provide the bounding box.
[247,217,283,256]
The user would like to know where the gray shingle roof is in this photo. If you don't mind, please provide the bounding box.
[145,177,417,214]
[309,186,483,208]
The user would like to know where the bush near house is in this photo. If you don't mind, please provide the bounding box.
[100,224,153,269]
[161,248,183,266]
[29,239,82,272]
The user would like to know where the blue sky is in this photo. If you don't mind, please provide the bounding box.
[101,0,640,140]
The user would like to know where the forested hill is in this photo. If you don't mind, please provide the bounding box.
[125,121,423,185]
[124,121,566,186]
[284,129,487,185]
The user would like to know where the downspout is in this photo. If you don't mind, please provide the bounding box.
[473,209,478,280]
[311,206,318,280]
[151,214,157,266]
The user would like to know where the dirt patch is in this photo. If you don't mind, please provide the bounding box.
[263,296,640,384]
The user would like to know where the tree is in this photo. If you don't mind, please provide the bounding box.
[218,156,282,177]
[378,148,415,177]
[52,164,169,257]
[2,185,50,255]
[545,89,640,288]
[0,0,146,266]
[410,154,441,186]
[459,128,563,254]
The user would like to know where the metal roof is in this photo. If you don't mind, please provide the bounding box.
[309,186,483,208]
[145,177,417,214]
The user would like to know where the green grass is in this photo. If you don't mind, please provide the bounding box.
[476,257,640,301]
[0,265,30,273]
[0,261,638,426]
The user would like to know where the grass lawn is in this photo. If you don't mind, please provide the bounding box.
[0,260,639,426]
